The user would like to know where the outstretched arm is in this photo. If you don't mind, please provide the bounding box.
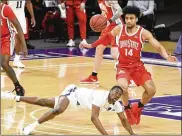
[117,112,135,135]
[142,29,177,62]
[91,104,108,135]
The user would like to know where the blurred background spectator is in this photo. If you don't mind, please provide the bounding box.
[23,0,181,48]
[58,0,88,47]
[127,0,155,32]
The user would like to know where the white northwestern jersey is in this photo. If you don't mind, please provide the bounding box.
[8,0,27,34]
[60,84,124,113]
[8,0,26,16]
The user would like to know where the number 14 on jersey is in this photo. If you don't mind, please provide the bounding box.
[125,49,133,56]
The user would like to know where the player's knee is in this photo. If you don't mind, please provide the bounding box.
[52,107,64,115]
[147,87,156,97]
[96,45,105,55]
[1,61,9,70]
[118,83,128,93]
[111,49,118,60]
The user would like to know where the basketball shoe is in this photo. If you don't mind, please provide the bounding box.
[67,39,75,47]
[13,54,25,68]
[22,121,39,135]
[1,91,15,100]
[125,108,137,125]
[13,85,25,96]
[22,124,35,135]
[131,102,143,124]
[80,75,99,84]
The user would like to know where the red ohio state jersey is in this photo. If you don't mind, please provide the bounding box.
[116,24,144,68]
[0,3,16,37]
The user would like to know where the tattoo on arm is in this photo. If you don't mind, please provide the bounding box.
[109,1,123,22]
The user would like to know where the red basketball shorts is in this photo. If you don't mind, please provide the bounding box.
[99,24,117,47]
[116,64,152,86]
[1,34,15,56]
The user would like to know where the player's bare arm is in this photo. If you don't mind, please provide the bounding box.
[117,112,135,135]
[142,29,177,62]
[10,18,28,56]
[79,25,122,49]
[107,0,123,24]
[26,0,36,27]
[91,104,108,135]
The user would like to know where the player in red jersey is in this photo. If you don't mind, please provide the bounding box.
[80,0,124,84]
[79,6,177,125]
[0,3,27,96]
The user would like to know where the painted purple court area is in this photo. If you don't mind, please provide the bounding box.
[11,47,165,60]
[129,95,182,120]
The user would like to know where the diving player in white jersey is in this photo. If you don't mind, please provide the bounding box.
[8,0,36,68]
[2,84,136,135]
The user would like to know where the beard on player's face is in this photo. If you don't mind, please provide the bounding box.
[126,23,135,29]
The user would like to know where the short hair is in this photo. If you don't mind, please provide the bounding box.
[110,85,123,94]
[123,6,141,18]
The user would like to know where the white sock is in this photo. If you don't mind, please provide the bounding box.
[15,96,20,101]
[14,54,20,61]
[32,121,40,128]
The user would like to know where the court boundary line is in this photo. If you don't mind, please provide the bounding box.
[28,107,181,135]
[17,59,181,70]
[2,118,180,135]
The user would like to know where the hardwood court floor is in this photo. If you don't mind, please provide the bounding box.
[1,55,181,135]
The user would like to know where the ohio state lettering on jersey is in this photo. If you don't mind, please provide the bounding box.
[0,3,16,37]
[118,39,139,50]
[116,24,144,68]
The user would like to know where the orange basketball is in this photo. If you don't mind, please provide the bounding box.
[89,14,107,32]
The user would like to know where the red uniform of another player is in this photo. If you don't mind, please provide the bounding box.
[116,24,151,86]
[1,3,27,96]
[1,3,16,55]
[99,0,123,46]
[80,0,123,84]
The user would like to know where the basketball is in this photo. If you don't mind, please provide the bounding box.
[89,14,107,32]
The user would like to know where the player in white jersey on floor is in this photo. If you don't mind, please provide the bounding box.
[7,0,35,68]
[2,84,136,135]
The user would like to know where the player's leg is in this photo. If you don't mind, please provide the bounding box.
[67,5,75,46]
[131,66,155,124]
[80,44,106,84]
[1,43,25,96]
[25,17,35,49]
[1,91,55,108]
[116,69,137,125]
[13,15,27,68]
[75,5,87,44]
[131,80,156,125]
[110,47,118,61]
[141,80,156,104]
[13,34,25,68]
[22,96,70,135]
[22,84,77,135]
[80,26,113,84]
